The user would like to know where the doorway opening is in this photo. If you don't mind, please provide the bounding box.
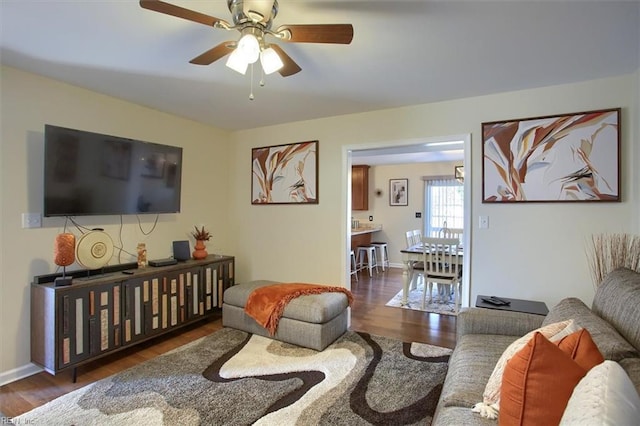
[343,134,471,307]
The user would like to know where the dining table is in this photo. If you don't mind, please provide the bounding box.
[399,242,464,304]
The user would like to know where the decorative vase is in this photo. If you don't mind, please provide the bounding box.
[192,239,208,260]
[137,243,147,268]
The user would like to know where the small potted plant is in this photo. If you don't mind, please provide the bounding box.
[191,226,211,259]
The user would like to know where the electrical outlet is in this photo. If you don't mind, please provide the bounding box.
[22,212,42,228]
[369,216,373,221]
[415,212,422,218]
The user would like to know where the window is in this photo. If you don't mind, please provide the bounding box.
[424,178,464,237]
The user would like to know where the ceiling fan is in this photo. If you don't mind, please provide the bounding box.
[139,0,354,77]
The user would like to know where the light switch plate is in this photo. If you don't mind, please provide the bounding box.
[22,212,42,228]
[479,215,489,229]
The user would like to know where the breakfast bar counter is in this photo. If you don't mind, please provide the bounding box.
[350,225,382,248]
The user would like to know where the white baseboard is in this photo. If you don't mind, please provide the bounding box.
[0,363,43,386]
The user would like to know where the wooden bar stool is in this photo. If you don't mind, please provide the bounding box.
[356,245,379,277]
[370,241,389,271]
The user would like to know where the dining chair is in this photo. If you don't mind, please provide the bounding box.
[421,237,463,312]
[405,229,424,290]
[441,228,464,244]
[411,229,422,245]
[405,230,415,248]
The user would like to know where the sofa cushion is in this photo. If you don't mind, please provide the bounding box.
[542,297,638,361]
[439,334,518,409]
[619,358,640,395]
[457,307,545,338]
[433,406,497,426]
[500,332,593,426]
[560,360,640,425]
[592,268,640,352]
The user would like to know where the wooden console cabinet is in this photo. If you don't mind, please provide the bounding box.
[31,254,234,377]
[352,165,370,211]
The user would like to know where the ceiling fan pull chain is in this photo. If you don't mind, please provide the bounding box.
[260,67,266,87]
[249,63,255,100]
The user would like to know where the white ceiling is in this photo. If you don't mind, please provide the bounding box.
[0,0,638,135]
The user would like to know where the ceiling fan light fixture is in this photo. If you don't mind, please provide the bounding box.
[237,33,260,64]
[260,47,284,74]
[226,49,249,74]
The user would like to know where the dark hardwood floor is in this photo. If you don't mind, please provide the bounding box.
[0,267,456,418]
[349,267,457,348]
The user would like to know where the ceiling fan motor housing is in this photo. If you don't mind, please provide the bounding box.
[228,0,278,28]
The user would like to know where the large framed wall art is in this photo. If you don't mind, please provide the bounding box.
[251,140,318,205]
[482,108,620,203]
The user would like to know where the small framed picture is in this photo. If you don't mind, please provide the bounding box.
[390,178,408,206]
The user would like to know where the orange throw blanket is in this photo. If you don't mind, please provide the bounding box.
[244,283,354,336]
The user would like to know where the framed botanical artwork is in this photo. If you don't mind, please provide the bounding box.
[482,108,620,203]
[390,178,408,206]
[251,140,318,204]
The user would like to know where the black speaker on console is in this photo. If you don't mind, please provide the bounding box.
[172,240,191,261]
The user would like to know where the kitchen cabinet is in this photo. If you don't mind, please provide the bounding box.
[351,165,370,210]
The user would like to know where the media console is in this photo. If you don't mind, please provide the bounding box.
[31,254,234,380]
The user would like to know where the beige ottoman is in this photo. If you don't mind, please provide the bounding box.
[222,280,349,350]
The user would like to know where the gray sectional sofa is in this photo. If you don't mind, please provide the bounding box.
[432,267,640,425]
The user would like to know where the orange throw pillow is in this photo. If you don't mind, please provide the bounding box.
[556,328,605,371]
[499,332,589,426]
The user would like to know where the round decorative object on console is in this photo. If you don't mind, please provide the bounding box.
[75,230,114,270]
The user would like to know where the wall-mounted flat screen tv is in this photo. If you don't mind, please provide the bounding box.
[44,124,183,217]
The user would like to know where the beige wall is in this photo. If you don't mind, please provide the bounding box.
[1,66,638,383]
[230,73,638,315]
[0,66,232,382]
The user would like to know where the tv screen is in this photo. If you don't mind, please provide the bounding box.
[44,124,182,217]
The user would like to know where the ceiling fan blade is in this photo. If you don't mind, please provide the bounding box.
[243,0,275,23]
[275,24,354,44]
[270,44,301,77]
[139,0,226,27]
[189,42,235,65]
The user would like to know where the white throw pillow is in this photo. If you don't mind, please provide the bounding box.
[472,319,580,419]
[560,360,640,425]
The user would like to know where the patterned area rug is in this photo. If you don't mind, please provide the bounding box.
[386,284,458,316]
[16,328,452,425]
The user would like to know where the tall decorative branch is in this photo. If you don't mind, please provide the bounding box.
[586,233,640,288]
